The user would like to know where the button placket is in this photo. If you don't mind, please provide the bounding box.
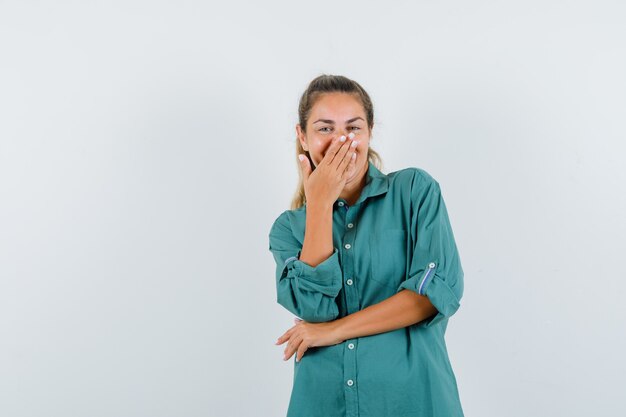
[341,203,358,413]
[342,204,357,314]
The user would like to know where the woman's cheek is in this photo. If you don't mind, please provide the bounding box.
[354,141,364,155]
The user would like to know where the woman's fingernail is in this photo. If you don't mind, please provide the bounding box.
[340,135,346,142]
[351,140,359,148]
[348,132,355,139]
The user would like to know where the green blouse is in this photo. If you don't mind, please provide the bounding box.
[268,161,465,417]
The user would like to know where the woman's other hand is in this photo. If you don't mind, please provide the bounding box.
[275,318,345,362]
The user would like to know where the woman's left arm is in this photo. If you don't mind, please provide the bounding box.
[277,290,437,362]
[336,288,437,339]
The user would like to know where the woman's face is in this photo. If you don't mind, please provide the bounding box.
[296,92,371,175]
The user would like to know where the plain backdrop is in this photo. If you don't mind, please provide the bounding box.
[1,1,625,416]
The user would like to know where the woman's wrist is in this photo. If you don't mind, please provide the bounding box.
[306,199,334,213]
[330,316,349,343]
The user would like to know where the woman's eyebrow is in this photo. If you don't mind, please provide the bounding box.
[313,117,365,124]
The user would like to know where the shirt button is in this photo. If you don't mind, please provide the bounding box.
[347,223,354,228]
[338,201,344,206]
[348,343,355,349]
[346,279,353,285]
[347,379,354,386]
[344,243,351,249]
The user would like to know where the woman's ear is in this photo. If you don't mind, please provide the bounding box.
[296,124,308,151]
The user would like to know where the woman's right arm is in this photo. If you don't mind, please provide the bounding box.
[299,202,333,267]
[268,207,343,323]
[269,134,356,322]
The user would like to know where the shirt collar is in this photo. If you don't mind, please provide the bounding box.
[330,160,389,208]
[353,160,389,205]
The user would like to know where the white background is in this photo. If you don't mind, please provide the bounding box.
[1,1,625,416]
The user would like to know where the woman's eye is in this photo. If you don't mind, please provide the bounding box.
[319,127,331,132]
[350,126,361,130]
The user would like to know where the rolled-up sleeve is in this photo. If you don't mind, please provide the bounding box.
[396,171,464,328]
[268,211,343,322]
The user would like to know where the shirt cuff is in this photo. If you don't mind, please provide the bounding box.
[283,247,343,292]
[397,265,461,328]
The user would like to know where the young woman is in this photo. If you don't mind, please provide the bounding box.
[268,74,465,417]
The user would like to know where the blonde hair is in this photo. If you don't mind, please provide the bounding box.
[290,74,385,210]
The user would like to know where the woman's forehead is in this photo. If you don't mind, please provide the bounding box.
[310,94,365,120]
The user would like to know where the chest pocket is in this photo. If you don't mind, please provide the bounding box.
[369,229,408,290]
